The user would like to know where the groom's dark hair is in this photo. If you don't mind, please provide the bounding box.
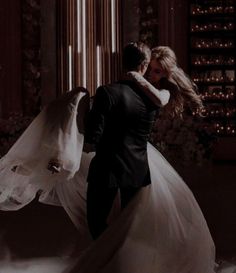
[123,42,151,71]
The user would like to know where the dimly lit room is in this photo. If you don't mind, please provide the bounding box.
[0,0,236,272]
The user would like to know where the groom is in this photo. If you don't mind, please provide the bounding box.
[85,42,165,240]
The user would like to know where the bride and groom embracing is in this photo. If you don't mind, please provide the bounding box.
[0,42,215,273]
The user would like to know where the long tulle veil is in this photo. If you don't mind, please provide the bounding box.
[0,88,87,210]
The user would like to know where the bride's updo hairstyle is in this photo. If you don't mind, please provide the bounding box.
[123,42,151,72]
[151,46,203,118]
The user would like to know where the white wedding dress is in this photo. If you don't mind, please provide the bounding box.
[0,89,216,273]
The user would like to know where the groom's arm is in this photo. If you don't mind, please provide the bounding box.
[126,71,170,107]
[76,91,90,134]
[84,86,112,148]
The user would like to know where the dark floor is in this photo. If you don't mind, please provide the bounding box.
[0,162,236,261]
[0,197,79,260]
[178,161,236,260]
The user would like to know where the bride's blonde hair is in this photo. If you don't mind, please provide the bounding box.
[151,46,203,118]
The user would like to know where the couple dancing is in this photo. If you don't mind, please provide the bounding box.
[0,43,215,273]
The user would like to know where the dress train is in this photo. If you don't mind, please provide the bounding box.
[58,143,215,273]
[0,90,215,272]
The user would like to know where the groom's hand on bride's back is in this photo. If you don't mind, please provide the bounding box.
[83,142,95,153]
[159,77,179,92]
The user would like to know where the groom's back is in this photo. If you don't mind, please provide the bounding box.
[86,81,157,188]
[98,82,155,149]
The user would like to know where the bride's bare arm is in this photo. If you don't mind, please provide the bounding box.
[126,71,170,107]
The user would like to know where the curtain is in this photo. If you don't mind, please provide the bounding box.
[56,0,122,96]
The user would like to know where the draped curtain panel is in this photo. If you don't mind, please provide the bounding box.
[56,0,122,96]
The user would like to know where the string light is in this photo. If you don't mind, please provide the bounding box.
[191,22,235,32]
[191,2,236,137]
[191,5,235,16]
[192,39,235,49]
[201,88,235,101]
[203,106,236,118]
[192,73,235,84]
[209,123,236,135]
[192,55,235,66]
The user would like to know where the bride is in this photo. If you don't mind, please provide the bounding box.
[0,45,216,273]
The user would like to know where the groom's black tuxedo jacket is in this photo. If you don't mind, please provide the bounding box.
[85,80,158,188]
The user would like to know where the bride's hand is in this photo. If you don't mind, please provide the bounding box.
[47,159,62,174]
